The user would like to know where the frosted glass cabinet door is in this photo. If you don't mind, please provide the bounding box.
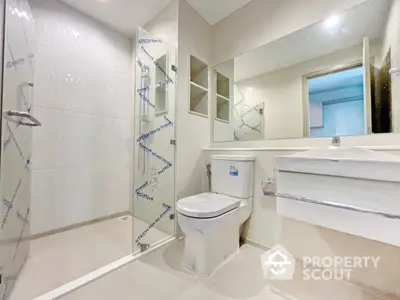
[0,0,39,299]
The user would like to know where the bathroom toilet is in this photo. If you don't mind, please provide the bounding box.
[177,155,254,276]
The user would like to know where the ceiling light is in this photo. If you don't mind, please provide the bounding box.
[324,14,341,29]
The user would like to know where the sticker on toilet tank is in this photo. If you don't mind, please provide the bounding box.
[229,166,239,176]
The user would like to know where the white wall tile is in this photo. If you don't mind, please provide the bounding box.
[6,0,37,47]
[31,167,130,234]
[31,106,130,170]
[29,0,133,234]
[33,45,132,119]
[4,37,35,112]
[31,0,132,74]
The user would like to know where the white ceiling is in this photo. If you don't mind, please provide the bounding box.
[233,0,393,82]
[58,0,252,37]
[59,0,173,37]
[185,0,253,25]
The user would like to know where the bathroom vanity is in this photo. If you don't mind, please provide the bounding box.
[275,143,400,247]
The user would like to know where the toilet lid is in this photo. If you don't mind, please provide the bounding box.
[177,193,240,218]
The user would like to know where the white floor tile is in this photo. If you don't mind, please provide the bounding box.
[133,218,170,253]
[59,240,391,300]
[8,216,169,300]
[60,265,152,300]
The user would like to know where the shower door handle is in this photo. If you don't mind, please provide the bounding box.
[5,110,42,127]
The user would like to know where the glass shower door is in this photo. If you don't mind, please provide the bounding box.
[0,0,38,299]
[133,28,176,253]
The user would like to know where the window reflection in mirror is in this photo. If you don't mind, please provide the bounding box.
[212,0,395,142]
[307,65,366,137]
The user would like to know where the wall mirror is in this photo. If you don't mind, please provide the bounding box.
[212,0,397,142]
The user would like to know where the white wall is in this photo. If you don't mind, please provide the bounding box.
[214,120,234,141]
[30,0,132,235]
[176,0,213,200]
[233,42,381,140]
[383,0,400,132]
[383,0,400,62]
[212,0,369,65]
[144,0,178,48]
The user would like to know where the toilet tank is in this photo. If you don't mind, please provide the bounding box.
[211,155,255,199]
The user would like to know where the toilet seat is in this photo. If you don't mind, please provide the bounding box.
[177,193,240,218]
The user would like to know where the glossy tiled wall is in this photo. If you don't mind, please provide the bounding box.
[29,0,133,235]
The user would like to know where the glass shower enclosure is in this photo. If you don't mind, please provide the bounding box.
[0,5,177,300]
[133,28,176,253]
[0,0,38,298]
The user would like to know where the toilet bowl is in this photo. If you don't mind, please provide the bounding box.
[177,155,255,276]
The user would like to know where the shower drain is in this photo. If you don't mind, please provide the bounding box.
[119,215,132,221]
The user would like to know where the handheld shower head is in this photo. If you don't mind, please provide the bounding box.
[136,58,144,71]
[136,58,150,78]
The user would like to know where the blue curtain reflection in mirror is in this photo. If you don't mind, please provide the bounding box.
[309,66,365,137]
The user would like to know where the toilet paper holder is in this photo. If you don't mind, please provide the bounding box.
[261,177,276,195]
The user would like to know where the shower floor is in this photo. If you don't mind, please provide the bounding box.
[8,216,169,300]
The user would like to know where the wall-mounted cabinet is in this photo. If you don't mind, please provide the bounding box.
[216,96,230,122]
[189,55,208,117]
[217,72,230,99]
[215,71,230,122]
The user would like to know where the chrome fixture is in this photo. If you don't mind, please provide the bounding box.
[206,163,212,191]
[136,58,150,78]
[5,110,42,127]
[332,136,340,147]
[137,58,151,175]
[276,192,400,220]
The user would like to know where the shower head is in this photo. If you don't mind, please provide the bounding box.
[136,58,149,77]
[136,57,144,71]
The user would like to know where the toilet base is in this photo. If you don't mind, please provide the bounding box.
[182,246,239,277]
[179,213,241,277]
